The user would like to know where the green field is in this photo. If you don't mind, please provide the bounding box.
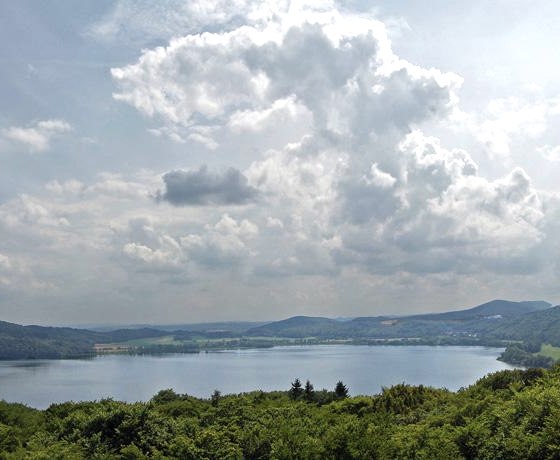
[538,344,560,360]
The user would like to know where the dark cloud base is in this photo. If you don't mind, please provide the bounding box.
[157,166,259,206]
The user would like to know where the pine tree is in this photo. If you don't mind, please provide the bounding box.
[211,389,221,407]
[289,378,304,400]
[304,380,315,402]
[334,380,349,399]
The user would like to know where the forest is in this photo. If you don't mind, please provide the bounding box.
[1,366,560,459]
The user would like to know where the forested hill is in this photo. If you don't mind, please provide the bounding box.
[1,366,560,458]
[0,321,168,359]
[246,300,554,338]
[245,316,341,338]
[408,299,551,320]
[486,305,560,345]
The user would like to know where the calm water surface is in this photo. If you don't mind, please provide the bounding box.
[0,345,517,408]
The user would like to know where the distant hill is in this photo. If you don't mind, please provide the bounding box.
[0,321,169,359]
[410,299,552,321]
[484,305,560,345]
[247,316,340,338]
[0,320,98,359]
[246,300,553,339]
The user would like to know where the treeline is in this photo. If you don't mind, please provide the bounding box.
[498,343,555,368]
[0,321,171,360]
[0,336,94,360]
[3,367,560,458]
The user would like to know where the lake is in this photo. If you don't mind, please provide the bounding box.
[0,345,517,409]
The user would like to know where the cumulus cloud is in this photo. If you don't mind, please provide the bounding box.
[157,166,259,206]
[0,194,70,229]
[107,1,553,285]
[466,96,559,158]
[118,213,259,274]
[334,131,550,276]
[121,217,183,271]
[180,214,258,267]
[1,119,72,152]
[110,4,460,150]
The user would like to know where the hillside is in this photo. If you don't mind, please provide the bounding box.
[0,321,169,359]
[410,299,551,321]
[246,316,340,338]
[485,305,560,345]
[247,300,553,339]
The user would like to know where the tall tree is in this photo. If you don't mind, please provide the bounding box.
[211,389,221,407]
[304,380,315,402]
[289,378,304,400]
[334,380,349,399]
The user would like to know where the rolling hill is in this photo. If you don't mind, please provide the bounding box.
[0,321,169,359]
[410,299,551,321]
[247,300,553,339]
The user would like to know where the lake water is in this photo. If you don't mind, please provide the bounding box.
[0,345,517,409]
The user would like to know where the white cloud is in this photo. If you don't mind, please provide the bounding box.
[110,5,460,152]
[228,96,310,133]
[365,163,397,188]
[266,216,284,229]
[467,96,557,158]
[0,194,70,229]
[333,131,552,276]
[1,119,72,152]
[538,144,560,162]
[180,214,258,267]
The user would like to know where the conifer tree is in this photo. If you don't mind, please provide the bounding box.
[334,380,349,399]
[289,378,304,400]
[304,380,315,402]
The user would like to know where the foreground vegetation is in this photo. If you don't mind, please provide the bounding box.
[3,367,560,458]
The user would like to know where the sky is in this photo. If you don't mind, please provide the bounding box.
[1,0,560,325]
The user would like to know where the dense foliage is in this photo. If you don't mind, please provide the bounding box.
[3,367,560,458]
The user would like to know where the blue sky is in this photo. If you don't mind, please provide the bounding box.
[1,1,559,325]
